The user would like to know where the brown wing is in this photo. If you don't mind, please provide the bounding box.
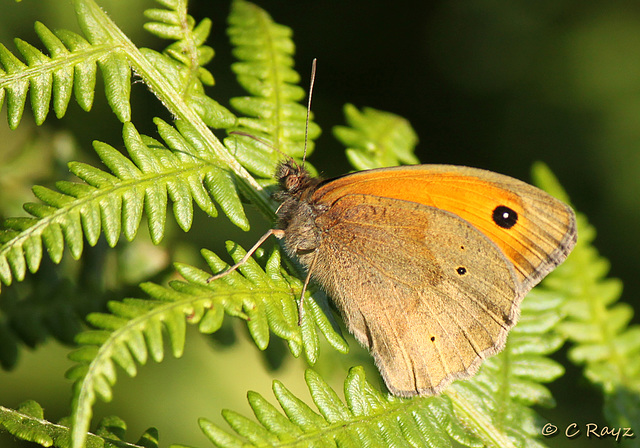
[313,165,577,292]
[311,194,522,396]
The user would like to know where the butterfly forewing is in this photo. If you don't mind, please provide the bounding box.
[313,165,577,291]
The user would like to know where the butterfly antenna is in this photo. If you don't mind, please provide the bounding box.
[302,58,317,164]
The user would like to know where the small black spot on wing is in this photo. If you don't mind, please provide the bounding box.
[492,205,518,229]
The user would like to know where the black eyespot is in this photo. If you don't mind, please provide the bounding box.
[430,336,436,342]
[492,205,518,229]
[456,267,467,275]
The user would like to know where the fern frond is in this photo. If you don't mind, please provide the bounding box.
[71,0,289,231]
[0,401,158,448]
[67,292,191,448]
[0,20,127,128]
[200,367,483,448]
[226,0,322,178]
[0,0,256,197]
[71,0,253,185]
[0,120,247,290]
[142,0,236,129]
[193,244,347,361]
[333,104,420,170]
[144,0,215,85]
[1,0,323,294]
[532,163,640,432]
[67,243,347,448]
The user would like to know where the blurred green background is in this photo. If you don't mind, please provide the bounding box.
[1,1,639,447]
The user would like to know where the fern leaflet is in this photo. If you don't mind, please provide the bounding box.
[0,20,128,128]
[200,367,481,448]
[0,120,247,291]
[0,401,159,448]
[532,163,640,435]
[67,243,347,448]
[333,104,420,170]
[225,0,322,179]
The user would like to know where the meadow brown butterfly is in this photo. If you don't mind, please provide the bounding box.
[209,61,577,396]
[269,161,577,396]
[211,159,577,397]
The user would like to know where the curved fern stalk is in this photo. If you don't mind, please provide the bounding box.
[200,367,482,448]
[0,401,158,448]
[0,0,254,189]
[71,0,259,194]
[532,164,640,432]
[226,0,322,179]
[67,243,347,448]
[0,120,248,291]
[142,0,233,129]
[0,20,129,128]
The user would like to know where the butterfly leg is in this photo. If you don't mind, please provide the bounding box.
[206,228,285,282]
[298,250,318,325]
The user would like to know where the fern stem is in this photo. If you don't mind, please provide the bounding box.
[70,292,193,448]
[495,343,511,429]
[446,388,516,448]
[0,405,145,448]
[172,0,202,97]
[73,0,271,209]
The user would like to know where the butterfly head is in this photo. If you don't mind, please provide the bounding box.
[275,159,321,196]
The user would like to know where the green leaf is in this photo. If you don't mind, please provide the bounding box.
[333,104,420,170]
[66,241,345,448]
[0,401,161,448]
[0,120,247,291]
[533,162,640,435]
[0,15,132,127]
[202,367,475,448]
[226,0,321,178]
